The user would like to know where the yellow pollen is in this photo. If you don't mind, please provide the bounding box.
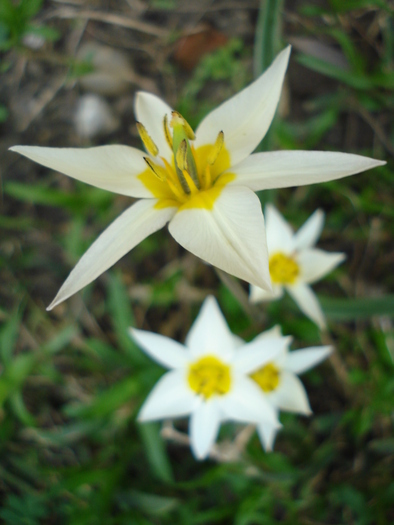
[138,122,235,210]
[250,363,280,393]
[207,131,224,165]
[269,253,299,285]
[188,355,231,399]
[136,122,159,157]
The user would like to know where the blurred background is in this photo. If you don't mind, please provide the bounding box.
[0,0,393,523]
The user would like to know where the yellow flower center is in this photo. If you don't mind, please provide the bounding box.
[137,112,235,210]
[269,253,299,284]
[188,355,231,399]
[250,363,280,393]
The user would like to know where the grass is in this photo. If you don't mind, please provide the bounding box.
[0,0,393,523]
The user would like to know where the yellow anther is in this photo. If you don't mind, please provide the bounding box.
[136,122,159,157]
[163,114,173,148]
[170,111,195,140]
[176,139,188,171]
[207,131,224,165]
[188,355,231,399]
[143,157,167,181]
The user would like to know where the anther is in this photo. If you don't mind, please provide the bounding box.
[176,139,188,171]
[207,131,224,165]
[136,122,159,157]
[170,111,195,140]
[163,114,173,148]
[143,157,167,181]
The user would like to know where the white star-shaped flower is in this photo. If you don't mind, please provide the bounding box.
[250,205,346,329]
[249,326,332,452]
[130,296,287,460]
[10,47,385,310]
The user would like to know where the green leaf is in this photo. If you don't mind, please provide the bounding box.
[64,375,139,419]
[253,0,284,77]
[320,295,394,320]
[139,422,174,483]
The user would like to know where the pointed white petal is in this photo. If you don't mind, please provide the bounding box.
[286,282,326,329]
[265,204,295,254]
[134,92,173,161]
[168,185,271,291]
[47,200,176,310]
[194,46,291,166]
[257,418,279,452]
[190,399,221,459]
[233,336,291,374]
[271,371,311,414]
[138,369,197,421]
[185,296,235,361]
[249,283,283,303]
[294,209,324,250]
[10,145,152,198]
[298,248,346,284]
[222,376,280,426]
[231,150,386,192]
[129,328,188,369]
[286,346,332,375]
[252,325,283,341]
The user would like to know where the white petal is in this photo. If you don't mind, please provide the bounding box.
[286,282,326,329]
[185,296,236,361]
[190,399,221,460]
[231,150,386,192]
[129,328,188,369]
[249,284,283,303]
[138,369,197,421]
[168,185,271,291]
[256,418,279,452]
[251,325,283,341]
[270,371,311,415]
[10,145,152,198]
[286,346,332,375]
[233,336,291,374]
[265,204,295,254]
[298,248,346,284]
[47,200,176,310]
[194,46,291,166]
[134,92,173,161]
[294,209,324,250]
[222,375,280,426]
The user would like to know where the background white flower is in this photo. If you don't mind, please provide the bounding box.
[250,205,346,329]
[129,296,287,460]
[249,326,332,451]
[10,47,384,310]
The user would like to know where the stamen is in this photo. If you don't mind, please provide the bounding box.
[175,139,188,171]
[136,122,159,157]
[143,157,167,181]
[163,114,173,149]
[203,164,212,190]
[182,170,199,194]
[170,111,195,140]
[207,131,224,165]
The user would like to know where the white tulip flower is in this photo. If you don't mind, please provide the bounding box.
[130,296,288,460]
[249,326,332,452]
[10,46,385,310]
[250,205,346,329]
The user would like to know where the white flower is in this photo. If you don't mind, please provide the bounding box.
[249,326,332,452]
[250,205,346,329]
[10,47,385,310]
[129,296,286,460]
